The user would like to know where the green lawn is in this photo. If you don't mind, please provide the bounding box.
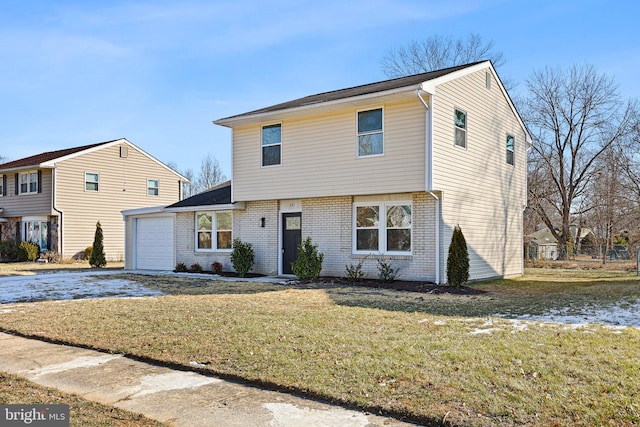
[0,269,639,426]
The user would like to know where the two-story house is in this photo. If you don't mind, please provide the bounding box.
[0,138,188,261]
[123,61,530,282]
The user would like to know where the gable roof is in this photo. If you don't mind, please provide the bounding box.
[217,62,483,124]
[214,61,531,144]
[0,140,116,171]
[166,181,232,209]
[0,138,190,182]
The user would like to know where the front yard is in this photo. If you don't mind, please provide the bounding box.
[0,267,639,426]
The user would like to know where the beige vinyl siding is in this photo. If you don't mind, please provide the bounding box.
[55,142,183,260]
[232,98,426,201]
[432,68,527,280]
[0,169,53,217]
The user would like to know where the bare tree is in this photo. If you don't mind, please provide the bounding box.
[524,64,637,259]
[193,154,227,194]
[381,33,505,76]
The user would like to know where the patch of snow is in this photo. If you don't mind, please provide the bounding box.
[433,320,447,325]
[0,272,163,303]
[469,328,502,335]
[497,299,640,329]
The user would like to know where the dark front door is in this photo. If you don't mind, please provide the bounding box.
[282,213,301,274]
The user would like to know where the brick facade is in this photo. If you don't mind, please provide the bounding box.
[174,193,437,281]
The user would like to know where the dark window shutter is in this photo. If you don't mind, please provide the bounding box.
[15,222,21,242]
[37,170,42,193]
[14,174,18,195]
[2,175,6,196]
[46,221,52,251]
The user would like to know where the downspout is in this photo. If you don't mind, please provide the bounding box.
[416,89,441,285]
[51,167,64,256]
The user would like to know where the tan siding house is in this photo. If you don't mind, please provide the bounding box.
[0,139,188,261]
[124,61,529,282]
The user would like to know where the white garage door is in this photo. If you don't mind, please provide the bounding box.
[135,217,174,270]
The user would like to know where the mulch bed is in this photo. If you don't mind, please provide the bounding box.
[290,277,486,295]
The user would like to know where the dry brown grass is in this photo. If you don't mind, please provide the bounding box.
[0,261,124,276]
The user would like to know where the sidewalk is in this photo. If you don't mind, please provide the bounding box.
[0,332,416,427]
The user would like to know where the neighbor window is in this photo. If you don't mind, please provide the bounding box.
[357,108,383,156]
[0,174,4,197]
[19,171,38,194]
[506,134,515,165]
[354,202,412,253]
[454,108,467,148]
[147,179,159,196]
[262,123,281,167]
[196,211,232,251]
[85,173,99,192]
[23,220,48,251]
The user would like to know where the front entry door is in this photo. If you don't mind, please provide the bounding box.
[282,213,301,274]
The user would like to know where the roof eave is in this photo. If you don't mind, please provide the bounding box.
[164,202,245,212]
[214,84,425,128]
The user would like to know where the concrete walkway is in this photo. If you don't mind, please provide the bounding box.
[0,332,416,427]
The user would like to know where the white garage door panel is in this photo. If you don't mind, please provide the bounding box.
[136,217,174,270]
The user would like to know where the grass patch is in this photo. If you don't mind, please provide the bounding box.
[0,371,165,426]
[0,261,124,276]
[0,270,639,425]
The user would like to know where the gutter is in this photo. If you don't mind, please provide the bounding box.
[51,167,64,256]
[416,89,441,285]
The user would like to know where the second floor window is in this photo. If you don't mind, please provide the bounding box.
[506,134,515,165]
[0,174,4,197]
[147,179,159,196]
[454,108,467,148]
[262,124,281,167]
[358,108,383,156]
[85,173,99,192]
[20,171,38,194]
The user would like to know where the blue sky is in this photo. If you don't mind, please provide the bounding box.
[1,0,638,177]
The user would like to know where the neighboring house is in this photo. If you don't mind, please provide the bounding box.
[0,138,188,261]
[528,226,597,260]
[124,61,530,282]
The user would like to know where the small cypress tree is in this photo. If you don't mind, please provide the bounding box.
[446,225,469,287]
[89,221,107,268]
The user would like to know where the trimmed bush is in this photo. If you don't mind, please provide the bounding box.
[190,263,203,273]
[377,258,399,282]
[230,239,254,277]
[0,240,19,262]
[447,225,470,287]
[174,263,188,272]
[292,237,324,280]
[18,241,40,262]
[345,257,366,282]
[89,221,106,268]
[211,261,223,274]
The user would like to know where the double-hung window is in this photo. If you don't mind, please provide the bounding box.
[262,124,281,167]
[357,108,383,156]
[19,171,38,194]
[454,108,467,148]
[196,211,233,251]
[147,179,159,196]
[354,202,412,254]
[506,134,515,165]
[85,173,99,192]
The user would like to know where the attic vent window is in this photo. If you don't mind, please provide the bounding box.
[120,146,128,158]
[486,71,492,89]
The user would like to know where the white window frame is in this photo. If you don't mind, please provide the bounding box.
[357,107,384,157]
[19,171,38,194]
[261,123,282,167]
[454,108,467,149]
[85,172,99,192]
[506,134,515,166]
[195,211,233,252]
[147,179,159,196]
[22,218,48,251]
[352,201,412,255]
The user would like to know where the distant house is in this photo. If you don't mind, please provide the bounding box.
[528,226,597,260]
[124,61,530,282]
[0,139,188,260]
